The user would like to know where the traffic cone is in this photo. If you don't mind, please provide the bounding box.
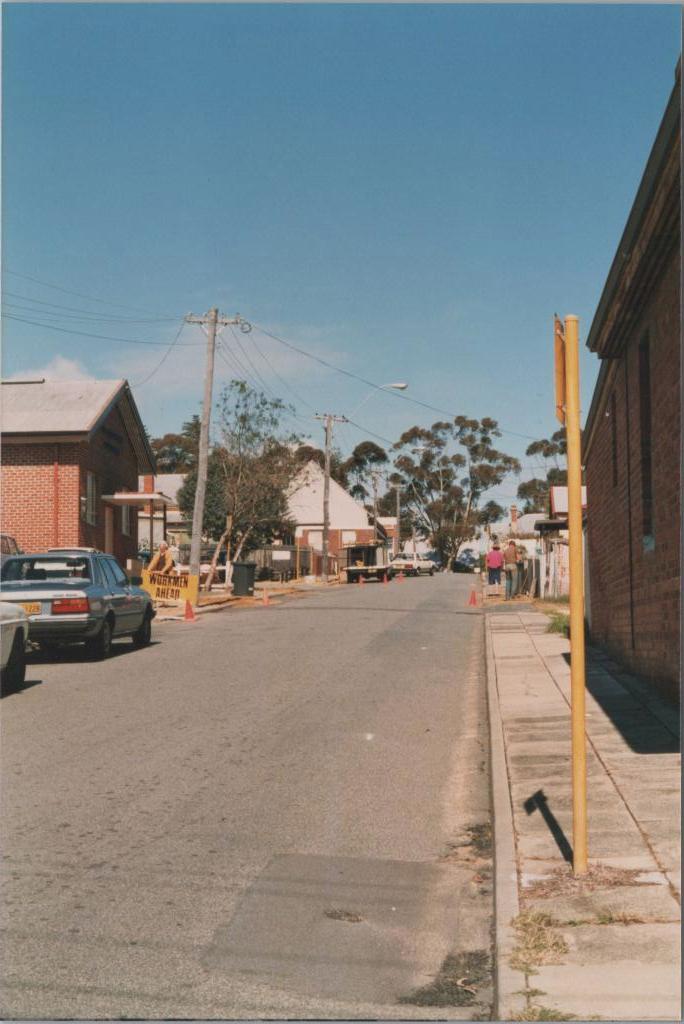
[184,600,197,622]
[262,588,270,607]
[358,574,365,585]
[397,572,404,583]
[468,587,478,607]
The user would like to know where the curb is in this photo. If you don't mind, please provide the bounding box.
[485,612,527,1020]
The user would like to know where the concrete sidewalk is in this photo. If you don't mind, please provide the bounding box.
[487,609,680,1022]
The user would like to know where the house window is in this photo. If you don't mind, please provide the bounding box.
[85,472,98,525]
[638,335,654,547]
[121,504,131,536]
[610,392,618,488]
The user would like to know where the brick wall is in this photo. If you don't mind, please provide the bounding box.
[585,246,680,700]
[1,403,140,563]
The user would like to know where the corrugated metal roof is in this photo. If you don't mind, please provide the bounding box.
[1,378,125,434]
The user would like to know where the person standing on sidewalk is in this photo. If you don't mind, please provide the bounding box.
[515,544,527,597]
[486,543,504,595]
[503,539,518,600]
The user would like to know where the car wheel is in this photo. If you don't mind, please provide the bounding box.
[86,618,113,661]
[1,632,26,690]
[132,611,152,648]
[429,567,435,576]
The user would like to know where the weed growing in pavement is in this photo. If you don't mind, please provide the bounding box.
[521,863,654,900]
[596,908,645,925]
[467,822,493,856]
[509,912,568,975]
[323,908,363,923]
[545,613,570,637]
[398,949,490,1007]
[510,1004,577,1021]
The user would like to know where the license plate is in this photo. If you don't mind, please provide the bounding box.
[20,602,41,615]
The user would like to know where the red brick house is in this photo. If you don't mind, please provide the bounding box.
[583,64,680,700]
[1,378,155,565]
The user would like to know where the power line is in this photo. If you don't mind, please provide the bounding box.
[131,321,187,387]
[3,291,176,323]
[249,332,316,412]
[3,269,181,319]
[251,321,540,441]
[3,313,203,347]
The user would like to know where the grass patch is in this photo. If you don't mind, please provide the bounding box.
[545,612,570,637]
[398,949,490,1006]
[509,912,569,975]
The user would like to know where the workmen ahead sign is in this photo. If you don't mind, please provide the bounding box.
[142,570,200,606]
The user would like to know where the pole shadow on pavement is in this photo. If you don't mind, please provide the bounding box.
[524,788,574,864]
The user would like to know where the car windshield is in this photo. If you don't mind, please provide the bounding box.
[1,557,91,582]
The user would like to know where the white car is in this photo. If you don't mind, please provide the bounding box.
[1,602,29,689]
[390,553,436,577]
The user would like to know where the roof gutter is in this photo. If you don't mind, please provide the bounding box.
[586,65,680,356]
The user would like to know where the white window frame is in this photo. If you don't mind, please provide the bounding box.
[85,472,98,525]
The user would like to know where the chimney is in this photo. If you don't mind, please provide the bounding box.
[510,504,518,533]
[142,474,155,494]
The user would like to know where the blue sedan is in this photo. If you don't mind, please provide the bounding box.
[0,552,155,659]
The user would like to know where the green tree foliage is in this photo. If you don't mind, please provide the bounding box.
[516,429,568,513]
[293,444,349,487]
[391,417,520,567]
[342,441,388,501]
[177,382,301,579]
[150,415,200,472]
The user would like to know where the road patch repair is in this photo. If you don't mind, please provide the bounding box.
[203,852,492,1017]
[486,609,680,1021]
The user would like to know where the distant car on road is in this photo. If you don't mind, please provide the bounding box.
[0,552,155,659]
[0,602,29,689]
[390,553,435,577]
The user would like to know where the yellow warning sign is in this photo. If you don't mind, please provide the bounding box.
[142,570,199,605]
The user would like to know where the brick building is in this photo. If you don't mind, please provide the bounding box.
[583,64,680,700]
[1,378,155,565]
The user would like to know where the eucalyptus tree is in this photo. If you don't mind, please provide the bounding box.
[390,416,520,567]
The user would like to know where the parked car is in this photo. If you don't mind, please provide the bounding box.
[0,602,29,688]
[0,552,155,659]
[1,534,21,566]
[390,553,435,576]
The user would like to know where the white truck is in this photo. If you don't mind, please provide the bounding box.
[341,542,393,584]
[390,552,436,577]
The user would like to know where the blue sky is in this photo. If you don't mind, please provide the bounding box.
[2,3,681,504]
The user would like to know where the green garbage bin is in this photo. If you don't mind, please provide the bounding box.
[232,562,256,597]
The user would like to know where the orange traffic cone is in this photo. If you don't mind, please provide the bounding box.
[468,587,478,607]
[262,588,270,607]
[358,573,365,585]
[184,600,197,622]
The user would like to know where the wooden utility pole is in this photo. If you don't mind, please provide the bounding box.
[555,313,588,874]
[314,413,347,579]
[371,472,380,542]
[185,308,243,584]
[392,484,402,554]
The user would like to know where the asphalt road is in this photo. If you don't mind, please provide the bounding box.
[1,573,493,1020]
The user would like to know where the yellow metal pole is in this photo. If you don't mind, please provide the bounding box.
[564,315,588,874]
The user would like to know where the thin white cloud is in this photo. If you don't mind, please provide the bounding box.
[6,355,96,381]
